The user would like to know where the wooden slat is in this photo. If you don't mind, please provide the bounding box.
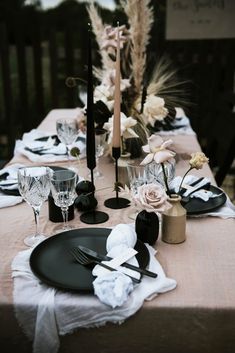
[49,27,59,108]
[15,20,29,131]
[65,24,76,107]
[0,22,15,158]
[32,15,44,126]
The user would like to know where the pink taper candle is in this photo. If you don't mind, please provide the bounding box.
[112,23,121,148]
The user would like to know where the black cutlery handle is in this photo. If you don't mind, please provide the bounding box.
[95,260,141,284]
[103,254,157,278]
[119,262,157,278]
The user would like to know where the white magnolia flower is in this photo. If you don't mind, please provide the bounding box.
[143,94,169,127]
[94,84,115,111]
[94,71,131,113]
[141,135,175,165]
[101,25,129,50]
[104,112,138,144]
[102,69,131,92]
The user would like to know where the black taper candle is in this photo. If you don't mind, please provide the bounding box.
[86,23,96,172]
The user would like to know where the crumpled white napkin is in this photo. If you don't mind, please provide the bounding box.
[92,223,176,308]
[14,129,86,163]
[0,163,23,207]
[11,224,176,353]
[0,195,23,208]
[170,175,215,201]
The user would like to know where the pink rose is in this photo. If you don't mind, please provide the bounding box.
[133,183,171,214]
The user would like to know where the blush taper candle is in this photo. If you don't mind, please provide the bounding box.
[112,23,121,149]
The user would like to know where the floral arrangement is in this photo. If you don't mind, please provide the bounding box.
[82,0,187,156]
[140,134,209,196]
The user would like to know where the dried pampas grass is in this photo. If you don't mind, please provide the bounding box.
[122,0,154,94]
[86,3,114,73]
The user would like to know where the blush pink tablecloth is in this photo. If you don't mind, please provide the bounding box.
[0,109,235,353]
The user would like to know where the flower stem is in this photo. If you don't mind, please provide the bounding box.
[161,163,171,196]
[178,167,193,193]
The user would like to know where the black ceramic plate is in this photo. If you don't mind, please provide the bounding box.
[183,185,227,215]
[29,228,150,292]
[0,166,68,197]
[0,173,20,196]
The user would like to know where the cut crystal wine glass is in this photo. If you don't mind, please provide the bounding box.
[50,169,77,232]
[56,118,78,166]
[94,128,107,178]
[17,166,51,247]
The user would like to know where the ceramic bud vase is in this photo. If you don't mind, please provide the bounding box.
[161,194,186,244]
[135,210,159,245]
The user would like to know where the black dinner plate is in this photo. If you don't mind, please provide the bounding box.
[29,228,150,292]
[183,185,227,215]
[0,166,68,197]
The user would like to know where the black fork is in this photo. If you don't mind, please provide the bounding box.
[70,247,141,284]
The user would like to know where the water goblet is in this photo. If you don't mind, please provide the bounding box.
[56,118,78,166]
[17,166,51,247]
[94,128,108,178]
[50,170,77,232]
[126,159,150,220]
[146,158,176,187]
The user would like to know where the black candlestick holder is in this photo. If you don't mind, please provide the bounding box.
[80,168,109,224]
[104,147,130,209]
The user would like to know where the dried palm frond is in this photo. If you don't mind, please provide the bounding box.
[147,55,190,109]
[122,0,154,94]
[86,3,114,72]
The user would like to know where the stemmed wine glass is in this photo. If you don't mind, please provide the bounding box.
[127,160,150,220]
[94,128,107,178]
[56,118,78,166]
[50,170,77,231]
[17,166,51,247]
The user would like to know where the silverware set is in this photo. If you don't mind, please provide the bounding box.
[70,245,158,283]
[70,247,141,284]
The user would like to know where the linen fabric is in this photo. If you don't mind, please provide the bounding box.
[11,229,176,353]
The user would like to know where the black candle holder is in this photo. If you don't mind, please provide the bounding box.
[80,168,109,224]
[104,147,130,209]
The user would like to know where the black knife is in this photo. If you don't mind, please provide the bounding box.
[78,245,158,278]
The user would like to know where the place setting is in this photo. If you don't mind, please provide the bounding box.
[14,122,86,163]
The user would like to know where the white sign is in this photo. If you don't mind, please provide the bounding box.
[166,0,235,40]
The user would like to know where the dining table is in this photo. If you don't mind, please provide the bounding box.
[0,108,235,353]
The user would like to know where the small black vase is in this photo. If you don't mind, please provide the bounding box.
[135,210,159,245]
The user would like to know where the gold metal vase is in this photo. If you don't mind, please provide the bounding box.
[162,194,186,244]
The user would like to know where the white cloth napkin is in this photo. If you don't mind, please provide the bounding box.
[0,163,23,208]
[170,175,235,219]
[12,225,176,353]
[0,195,23,208]
[14,129,86,163]
[158,107,196,136]
[170,175,215,201]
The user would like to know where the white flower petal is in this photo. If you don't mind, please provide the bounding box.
[140,153,154,165]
